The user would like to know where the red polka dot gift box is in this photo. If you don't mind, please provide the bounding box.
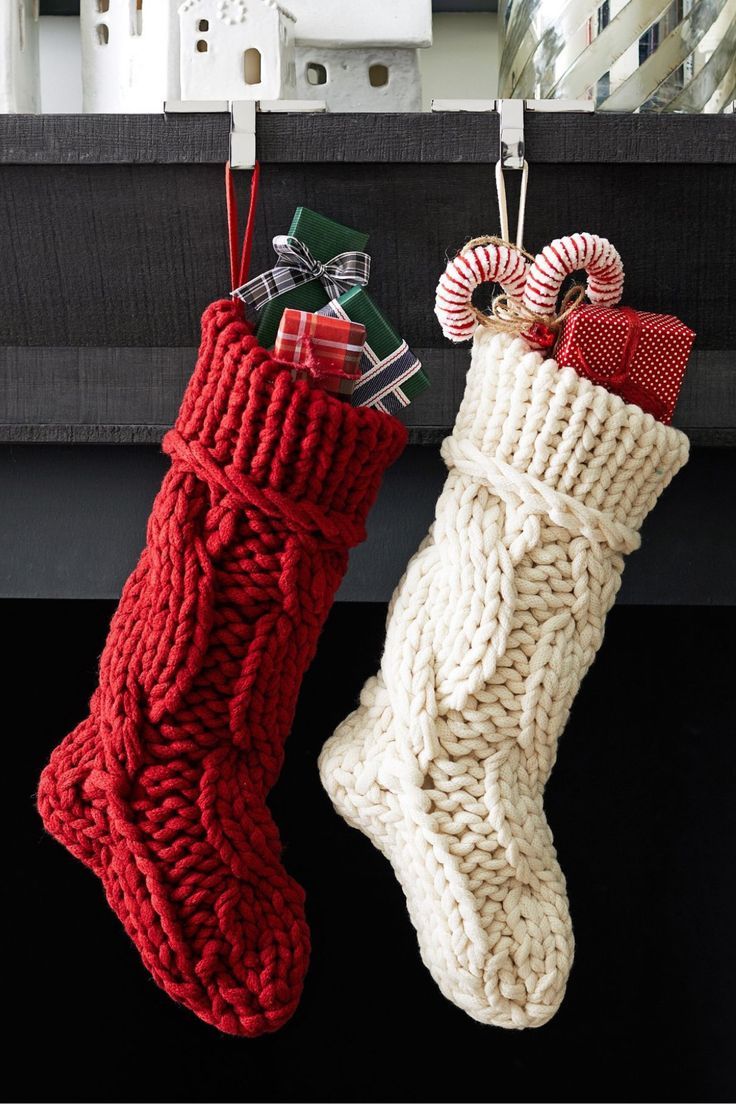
[554,304,695,425]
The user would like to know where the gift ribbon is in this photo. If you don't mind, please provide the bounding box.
[523,321,557,351]
[232,235,370,310]
[320,298,422,408]
[563,306,668,421]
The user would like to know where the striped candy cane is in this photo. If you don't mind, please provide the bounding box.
[523,233,624,317]
[435,241,528,343]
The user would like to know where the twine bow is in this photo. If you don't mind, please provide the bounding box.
[233,235,371,311]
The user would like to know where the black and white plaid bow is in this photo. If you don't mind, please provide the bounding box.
[232,235,371,311]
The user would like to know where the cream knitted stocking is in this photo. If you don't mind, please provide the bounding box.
[319,329,689,1029]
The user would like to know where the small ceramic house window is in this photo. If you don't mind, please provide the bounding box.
[369,63,389,87]
[306,62,327,86]
[19,1,27,50]
[244,48,262,86]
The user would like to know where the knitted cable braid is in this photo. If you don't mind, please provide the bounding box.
[38,298,407,1036]
[319,328,689,1029]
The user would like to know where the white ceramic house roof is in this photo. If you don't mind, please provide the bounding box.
[285,0,432,48]
[264,0,296,21]
[179,0,296,22]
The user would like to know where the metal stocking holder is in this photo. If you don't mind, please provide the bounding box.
[432,97,594,251]
[163,98,326,170]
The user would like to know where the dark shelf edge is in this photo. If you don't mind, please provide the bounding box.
[1,424,732,448]
[1,112,733,165]
[2,346,731,445]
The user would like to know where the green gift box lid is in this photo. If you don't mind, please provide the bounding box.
[256,207,369,348]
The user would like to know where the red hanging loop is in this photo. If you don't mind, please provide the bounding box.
[226,160,261,291]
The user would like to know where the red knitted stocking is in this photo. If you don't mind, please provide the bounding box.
[38,299,406,1036]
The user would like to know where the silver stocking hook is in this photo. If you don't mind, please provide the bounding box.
[495,98,529,251]
[495,158,529,252]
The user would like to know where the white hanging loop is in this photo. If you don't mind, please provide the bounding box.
[495,158,528,251]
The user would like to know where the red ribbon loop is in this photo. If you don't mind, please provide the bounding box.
[226,160,261,291]
[523,321,557,351]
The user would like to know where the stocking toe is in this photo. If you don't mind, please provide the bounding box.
[84,748,310,1037]
[38,717,112,876]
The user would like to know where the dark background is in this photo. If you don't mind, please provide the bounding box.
[10,599,735,1103]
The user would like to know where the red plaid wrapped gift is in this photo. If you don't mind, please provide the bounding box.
[274,308,366,398]
[555,304,695,425]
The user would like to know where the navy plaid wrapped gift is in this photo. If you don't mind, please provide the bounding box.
[318,286,429,414]
[274,308,366,399]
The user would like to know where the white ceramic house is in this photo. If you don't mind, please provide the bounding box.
[178,0,297,102]
[287,0,432,112]
[81,0,181,112]
[78,0,429,112]
[1,1,41,113]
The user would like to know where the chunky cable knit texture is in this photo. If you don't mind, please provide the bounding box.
[320,329,688,1029]
[38,298,406,1036]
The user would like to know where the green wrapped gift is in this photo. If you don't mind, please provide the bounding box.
[233,206,370,349]
[318,286,430,414]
